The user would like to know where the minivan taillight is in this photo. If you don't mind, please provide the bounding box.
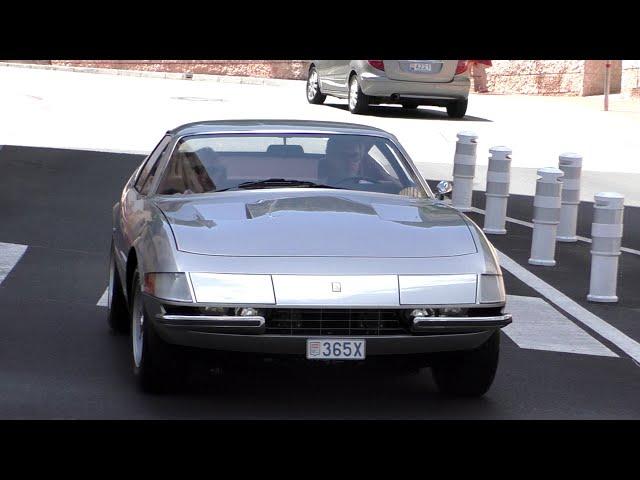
[368,60,385,71]
[455,60,468,75]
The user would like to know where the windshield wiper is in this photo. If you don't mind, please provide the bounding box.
[217,178,340,192]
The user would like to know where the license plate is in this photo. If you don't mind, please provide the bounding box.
[407,62,442,73]
[409,62,433,72]
[306,339,366,360]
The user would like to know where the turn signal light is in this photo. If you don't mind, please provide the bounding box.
[144,273,193,302]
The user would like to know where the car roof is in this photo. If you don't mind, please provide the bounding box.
[168,120,394,138]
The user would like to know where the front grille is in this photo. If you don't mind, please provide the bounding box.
[265,309,408,336]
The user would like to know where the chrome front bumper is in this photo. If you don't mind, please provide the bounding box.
[145,295,511,356]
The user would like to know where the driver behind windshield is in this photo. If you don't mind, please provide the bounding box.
[322,136,398,186]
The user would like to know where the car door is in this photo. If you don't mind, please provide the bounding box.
[334,60,352,94]
[114,135,172,275]
[318,60,349,94]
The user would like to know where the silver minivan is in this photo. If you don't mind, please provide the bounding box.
[306,60,470,118]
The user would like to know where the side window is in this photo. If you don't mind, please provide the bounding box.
[135,136,172,195]
[367,144,400,180]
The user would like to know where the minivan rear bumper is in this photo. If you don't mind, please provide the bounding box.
[360,74,470,102]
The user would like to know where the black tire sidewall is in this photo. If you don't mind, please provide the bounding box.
[130,269,185,393]
[432,330,500,397]
[107,241,130,333]
[446,99,468,118]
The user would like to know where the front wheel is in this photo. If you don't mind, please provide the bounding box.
[130,268,187,393]
[306,66,326,104]
[348,75,369,114]
[446,99,468,118]
[431,330,500,397]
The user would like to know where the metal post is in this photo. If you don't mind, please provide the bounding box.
[483,146,512,235]
[528,167,564,266]
[604,60,611,111]
[587,192,624,302]
[451,131,478,212]
[557,153,583,242]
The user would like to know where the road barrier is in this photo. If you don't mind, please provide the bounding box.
[451,131,478,212]
[557,152,583,242]
[587,192,625,302]
[529,167,564,266]
[483,146,512,235]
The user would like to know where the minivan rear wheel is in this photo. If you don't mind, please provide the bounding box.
[348,75,369,114]
[446,99,468,118]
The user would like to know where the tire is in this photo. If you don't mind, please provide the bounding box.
[130,268,187,393]
[306,66,326,104]
[446,99,468,118]
[107,241,130,334]
[348,75,369,114]
[431,330,500,397]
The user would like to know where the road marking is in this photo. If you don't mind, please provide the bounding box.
[97,287,109,307]
[503,294,617,357]
[468,206,640,256]
[497,250,640,364]
[0,242,28,285]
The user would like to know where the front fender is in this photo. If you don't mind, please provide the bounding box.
[132,202,181,277]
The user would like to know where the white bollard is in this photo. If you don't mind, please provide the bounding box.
[557,152,583,242]
[483,146,512,235]
[528,167,564,266]
[587,192,625,302]
[451,131,478,212]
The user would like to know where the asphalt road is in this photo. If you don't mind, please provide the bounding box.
[1,146,639,419]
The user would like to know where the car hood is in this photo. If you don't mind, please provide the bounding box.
[154,189,477,258]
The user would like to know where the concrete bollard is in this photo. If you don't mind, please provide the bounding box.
[587,192,625,302]
[451,131,478,211]
[557,153,583,242]
[483,146,512,235]
[528,168,564,266]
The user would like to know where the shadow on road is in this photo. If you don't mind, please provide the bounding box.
[323,103,492,122]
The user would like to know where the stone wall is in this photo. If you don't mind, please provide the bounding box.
[49,60,310,80]
[485,60,622,96]
[5,60,638,97]
[622,60,640,98]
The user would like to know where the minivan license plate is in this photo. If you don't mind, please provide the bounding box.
[409,62,433,72]
[306,339,365,360]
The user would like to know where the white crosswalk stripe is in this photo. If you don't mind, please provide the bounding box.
[497,250,640,364]
[97,288,109,307]
[503,295,617,357]
[0,241,28,286]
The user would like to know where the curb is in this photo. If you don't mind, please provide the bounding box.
[0,62,304,87]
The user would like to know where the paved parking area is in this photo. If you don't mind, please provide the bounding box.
[1,145,639,419]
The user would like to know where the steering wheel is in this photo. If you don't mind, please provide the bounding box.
[333,176,384,186]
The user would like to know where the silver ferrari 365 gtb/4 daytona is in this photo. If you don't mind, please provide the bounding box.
[108,120,511,395]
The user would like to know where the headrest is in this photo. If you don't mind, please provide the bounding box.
[266,144,305,156]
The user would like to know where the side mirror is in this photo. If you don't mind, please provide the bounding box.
[435,180,453,200]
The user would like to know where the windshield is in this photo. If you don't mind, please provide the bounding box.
[156,133,428,198]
